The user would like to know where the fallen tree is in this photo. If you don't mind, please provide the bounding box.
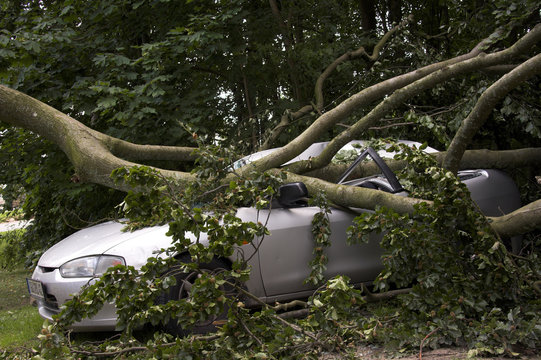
[1,25,540,236]
[1,1,540,358]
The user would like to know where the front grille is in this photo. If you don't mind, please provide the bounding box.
[42,293,59,312]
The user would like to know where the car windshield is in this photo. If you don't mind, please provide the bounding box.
[233,140,437,170]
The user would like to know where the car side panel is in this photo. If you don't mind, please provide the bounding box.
[461,169,521,216]
[256,207,383,298]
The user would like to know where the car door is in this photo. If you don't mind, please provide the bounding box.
[256,205,383,298]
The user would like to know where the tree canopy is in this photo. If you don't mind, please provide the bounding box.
[1,0,541,358]
[1,0,540,237]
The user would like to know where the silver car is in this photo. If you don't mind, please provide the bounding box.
[27,142,521,331]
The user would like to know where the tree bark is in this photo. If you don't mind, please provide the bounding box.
[443,53,541,174]
[359,0,377,31]
[283,171,430,215]
[284,24,541,174]
[0,85,196,191]
[489,199,541,237]
[251,25,540,174]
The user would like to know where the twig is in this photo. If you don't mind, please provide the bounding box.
[60,206,116,230]
[238,316,265,348]
[70,345,150,357]
[362,284,411,302]
[419,327,439,360]
[278,308,310,319]
[272,299,308,312]
[369,121,414,130]
[271,313,318,341]
[234,285,318,340]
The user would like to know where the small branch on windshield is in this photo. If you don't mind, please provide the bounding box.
[60,206,118,230]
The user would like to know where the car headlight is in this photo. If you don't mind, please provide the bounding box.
[59,255,125,278]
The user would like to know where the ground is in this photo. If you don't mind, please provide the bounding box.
[322,346,541,359]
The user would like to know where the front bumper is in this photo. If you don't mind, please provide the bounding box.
[31,266,118,331]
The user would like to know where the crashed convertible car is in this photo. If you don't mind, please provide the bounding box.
[28,141,521,331]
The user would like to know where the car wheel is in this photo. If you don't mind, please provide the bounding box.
[156,256,234,336]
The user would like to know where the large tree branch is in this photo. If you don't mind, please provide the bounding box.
[260,105,313,150]
[443,148,541,170]
[443,53,541,173]
[489,199,541,237]
[247,25,539,174]
[0,85,196,191]
[304,148,541,183]
[283,24,541,174]
[285,169,541,237]
[314,16,412,111]
[282,172,430,215]
[105,138,196,162]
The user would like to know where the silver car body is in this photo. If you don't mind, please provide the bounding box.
[30,142,521,330]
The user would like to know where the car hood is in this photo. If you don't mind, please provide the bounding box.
[37,221,171,268]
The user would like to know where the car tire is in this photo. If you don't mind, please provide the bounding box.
[156,256,234,336]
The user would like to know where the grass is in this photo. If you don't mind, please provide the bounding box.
[0,229,111,355]
[0,222,43,353]
[0,267,42,351]
[0,268,34,311]
[0,307,43,348]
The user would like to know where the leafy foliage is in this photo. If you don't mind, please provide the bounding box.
[0,228,26,270]
[305,192,332,286]
[14,143,537,359]
[348,144,541,354]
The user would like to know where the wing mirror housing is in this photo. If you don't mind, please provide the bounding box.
[277,182,308,208]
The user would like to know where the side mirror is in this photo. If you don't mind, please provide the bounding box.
[277,182,308,207]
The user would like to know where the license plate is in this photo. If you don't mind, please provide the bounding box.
[26,278,45,299]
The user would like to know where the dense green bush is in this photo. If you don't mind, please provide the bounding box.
[349,144,541,354]
[0,228,26,270]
